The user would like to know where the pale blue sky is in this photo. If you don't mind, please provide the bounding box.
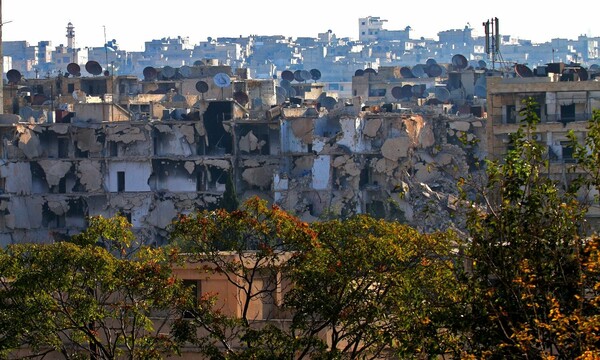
[2,0,598,50]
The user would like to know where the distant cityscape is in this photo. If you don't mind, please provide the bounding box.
[3,16,599,88]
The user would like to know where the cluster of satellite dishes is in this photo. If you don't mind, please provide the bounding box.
[513,62,600,82]
[142,61,208,82]
[276,68,337,109]
[280,68,322,84]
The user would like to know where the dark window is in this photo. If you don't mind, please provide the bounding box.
[67,83,75,93]
[58,177,67,194]
[506,105,516,124]
[183,280,201,318]
[117,171,125,192]
[110,142,118,157]
[58,138,69,158]
[561,141,575,162]
[561,104,576,122]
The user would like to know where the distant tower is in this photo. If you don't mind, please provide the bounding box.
[66,22,75,50]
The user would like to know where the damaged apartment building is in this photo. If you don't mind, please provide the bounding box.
[0,61,487,245]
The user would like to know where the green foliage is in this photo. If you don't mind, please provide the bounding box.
[286,215,467,359]
[0,216,187,359]
[459,98,598,358]
[219,172,240,212]
[169,196,317,358]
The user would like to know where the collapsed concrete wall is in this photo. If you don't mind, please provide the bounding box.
[273,110,485,232]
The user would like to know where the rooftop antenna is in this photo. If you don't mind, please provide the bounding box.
[483,17,504,70]
[103,25,109,75]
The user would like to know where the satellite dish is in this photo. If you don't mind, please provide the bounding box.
[67,63,81,76]
[6,69,22,84]
[354,69,365,76]
[103,70,110,76]
[474,85,487,98]
[287,87,297,98]
[412,84,426,98]
[276,86,287,96]
[310,68,322,81]
[451,54,468,70]
[434,87,450,102]
[411,64,426,78]
[515,64,534,78]
[281,70,295,81]
[193,60,205,66]
[233,91,249,106]
[391,86,403,100]
[426,64,443,77]
[401,85,413,98]
[426,58,438,66]
[400,66,414,78]
[293,70,303,82]
[213,73,231,87]
[280,79,292,90]
[590,64,600,71]
[195,80,209,93]
[276,91,286,104]
[179,65,192,78]
[321,96,337,110]
[478,60,487,69]
[576,67,589,81]
[143,66,157,81]
[85,60,103,75]
[162,66,176,79]
[300,70,312,81]
[364,68,377,75]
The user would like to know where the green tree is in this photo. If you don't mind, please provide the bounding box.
[286,215,467,359]
[0,215,188,359]
[459,99,599,358]
[169,196,316,358]
[219,172,240,212]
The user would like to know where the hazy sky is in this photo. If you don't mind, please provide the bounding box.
[2,1,598,50]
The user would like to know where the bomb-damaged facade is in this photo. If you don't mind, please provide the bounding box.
[0,59,500,245]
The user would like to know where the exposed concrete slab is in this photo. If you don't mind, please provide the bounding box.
[51,124,70,135]
[381,137,411,161]
[242,167,273,189]
[177,124,196,144]
[146,200,178,229]
[0,162,32,195]
[38,160,72,187]
[363,118,382,137]
[106,124,147,144]
[203,159,231,170]
[17,126,41,159]
[414,162,442,183]
[5,197,44,229]
[290,118,314,143]
[74,128,103,153]
[47,200,70,216]
[449,121,471,132]
[78,160,103,192]
[239,131,260,153]
[184,161,195,174]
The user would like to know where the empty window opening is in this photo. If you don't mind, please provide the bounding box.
[117,171,125,192]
